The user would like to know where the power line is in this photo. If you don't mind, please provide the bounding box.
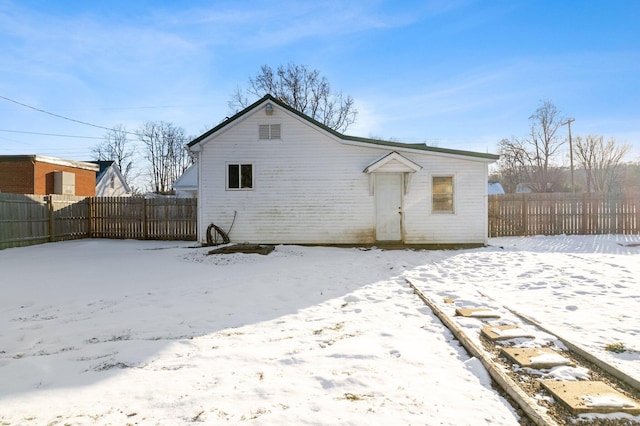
[0,129,147,145]
[47,105,209,111]
[0,94,138,136]
[0,129,104,139]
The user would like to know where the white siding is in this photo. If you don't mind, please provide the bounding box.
[95,165,130,197]
[402,157,488,244]
[197,103,490,245]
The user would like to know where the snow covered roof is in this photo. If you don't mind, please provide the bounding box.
[172,162,198,190]
[488,182,505,195]
[0,155,99,171]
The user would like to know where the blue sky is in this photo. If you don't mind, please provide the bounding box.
[1,0,639,163]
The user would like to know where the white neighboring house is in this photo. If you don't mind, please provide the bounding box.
[90,161,131,197]
[172,162,198,198]
[488,182,505,195]
[516,183,533,193]
[188,94,499,246]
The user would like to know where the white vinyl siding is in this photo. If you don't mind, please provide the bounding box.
[259,124,281,140]
[95,164,131,197]
[197,102,491,245]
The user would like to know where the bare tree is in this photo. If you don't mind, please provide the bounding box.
[574,135,631,192]
[621,161,640,192]
[229,63,357,133]
[92,124,136,187]
[496,137,528,193]
[137,121,192,194]
[525,101,567,191]
[496,101,567,192]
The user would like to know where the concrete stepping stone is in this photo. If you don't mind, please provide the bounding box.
[500,347,572,368]
[455,307,500,318]
[481,325,534,341]
[541,380,640,415]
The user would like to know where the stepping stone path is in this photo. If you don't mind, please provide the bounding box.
[404,280,640,423]
[541,380,640,415]
[454,307,501,318]
[500,347,573,369]
[481,325,535,341]
[454,305,640,417]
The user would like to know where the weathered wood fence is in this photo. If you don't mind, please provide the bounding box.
[4,192,639,250]
[489,192,640,237]
[0,194,197,250]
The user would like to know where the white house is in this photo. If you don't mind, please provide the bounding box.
[488,181,505,195]
[172,162,198,198]
[90,161,131,197]
[188,95,499,246]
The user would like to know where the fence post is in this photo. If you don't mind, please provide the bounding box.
[47,195,54,242]
[521,193,528,236]
[87,197,93,238]
[584,192,589,234]
[636,195,640,235]
[142,197,148,240]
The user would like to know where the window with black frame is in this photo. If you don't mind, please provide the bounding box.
[228,163,253,189]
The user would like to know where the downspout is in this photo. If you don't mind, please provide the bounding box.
[194,150,203,244]
[483,163,489,244]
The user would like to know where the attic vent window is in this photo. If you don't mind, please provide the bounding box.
[259,124,281,140]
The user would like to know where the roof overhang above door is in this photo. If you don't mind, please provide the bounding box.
[363,151,422,195]
[363,151,423,174]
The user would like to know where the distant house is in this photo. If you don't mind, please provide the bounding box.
[0,155,98,196]
[488,182,505,195]
[172,162,198,198]
[89,161,131,197]
[516,183,533,193]
[187,94,499,246]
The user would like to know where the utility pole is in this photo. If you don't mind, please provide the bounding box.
[562,118,575,192]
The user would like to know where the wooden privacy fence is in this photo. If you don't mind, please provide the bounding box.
[5,192,639,249]
[489,192,640,237]
[0,194,197,250]
[91,197,196,240]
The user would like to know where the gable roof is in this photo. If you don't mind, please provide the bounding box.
[172,162,198,190]
[92,160,114,183]
[87,160,131,193]
[188,94,499,161]
[363,151,423,173]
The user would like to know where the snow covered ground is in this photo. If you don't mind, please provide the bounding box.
[0,235,639,425]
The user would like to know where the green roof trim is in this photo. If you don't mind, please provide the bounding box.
[188,94,499,161]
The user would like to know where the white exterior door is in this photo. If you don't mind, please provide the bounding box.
[375,174,402,241]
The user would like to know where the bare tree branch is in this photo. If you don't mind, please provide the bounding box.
[92,124,137,188]
[229,63,357,133]
[574,135,631,192]
[137,121,193,194]
[496,101,567,192]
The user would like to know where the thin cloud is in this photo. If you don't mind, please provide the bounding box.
[152,1,443,49]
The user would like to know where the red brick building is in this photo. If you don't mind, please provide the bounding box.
[0,155,99,196]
